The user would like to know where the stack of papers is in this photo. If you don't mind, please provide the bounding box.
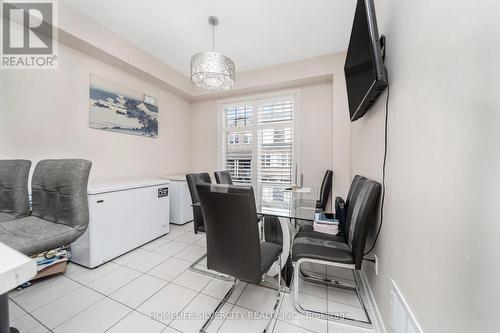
[314,212,339,225]
[314,212,340,235]
[32,247,70,272]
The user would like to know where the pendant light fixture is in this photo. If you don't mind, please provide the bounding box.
[191,16,235,91]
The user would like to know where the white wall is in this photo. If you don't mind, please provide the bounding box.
[0,43,191,183]
[351,1,500,332]
[189,83,334,201]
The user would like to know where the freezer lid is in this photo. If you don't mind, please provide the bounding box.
[159,174,188,181]
[88,178,169,195]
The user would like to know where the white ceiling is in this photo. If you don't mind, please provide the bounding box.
[64,0,356,76]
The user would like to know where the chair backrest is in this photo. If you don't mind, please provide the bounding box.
[334,196,346,234]
[214,170,233,185]
[0,159,31,218]
[186,173,211,204]
[197,183,262,283]
[343,175,367,242]
[317,170,333,211]
[31,159,92,233]
[347,179,381,269]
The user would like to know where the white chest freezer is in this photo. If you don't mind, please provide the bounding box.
[160,175,193,225]
[70,178,170,268]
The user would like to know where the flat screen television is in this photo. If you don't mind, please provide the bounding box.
[344,0,388,121]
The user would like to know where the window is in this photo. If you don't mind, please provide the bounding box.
[219,94,299,197]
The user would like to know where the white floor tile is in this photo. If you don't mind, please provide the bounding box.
[175,222,195,232]
[298,278,327,299]
[65,261,120,285]
[172,269,213,292]
[10,314,48,333]
[148,257,192,281]
[53,298,130,333]
[162,327,183,333]
[201,279,246,304]
[154,240,191,256]
[173,245,206,263]
[87,266,142,295]
[273,320,316,333]
[236,284,280,313]
[123,251,169,273]
[164,229,189,240]
[327,320,375,333]
[192,264,229,279]
[326,267,355,282]
[8,299,27,321]
[110,274,167,308]
[31,286,103,329]
[170,293,220,333]
[141,236,172,251]
[137,283,198,325]
[301,262,327,275]
[113,248,150,265]
[218,305,270,333]
[176,232,204,244]
[203,301,234,333]
[327,300,367,322]
[194,237,207,248]
[12,276,80,312]
[198,256,207,266]
[278,293,327,333]
[327,287,364,309]
[107,310,166,333]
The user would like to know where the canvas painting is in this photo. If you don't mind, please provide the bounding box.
[89,74,158,138]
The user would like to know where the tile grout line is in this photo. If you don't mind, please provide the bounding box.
[9,297,53,333]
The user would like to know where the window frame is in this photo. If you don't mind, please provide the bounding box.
[217,90,301,189]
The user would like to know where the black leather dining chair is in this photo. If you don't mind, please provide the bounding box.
[214,170,233,185]
[316,170,333,211]
[298,175,367,241]
[291,178,381,328]
[186,173,211,234]
[196,183,283,333]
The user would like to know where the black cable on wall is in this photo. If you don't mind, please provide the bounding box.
[364,78,390,257]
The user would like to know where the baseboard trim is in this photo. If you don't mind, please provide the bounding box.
[360,270,388,333]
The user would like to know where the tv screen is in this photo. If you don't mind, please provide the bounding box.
[344,0,387,121]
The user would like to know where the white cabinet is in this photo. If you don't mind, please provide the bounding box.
[161,175,193,225]
[70,178,170,268]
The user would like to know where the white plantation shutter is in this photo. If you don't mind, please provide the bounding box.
[220,94,297,188]
[223,131,252,183]
[221,105,254,184]
[258,127,293,185]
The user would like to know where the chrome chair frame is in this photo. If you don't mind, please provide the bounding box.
[189,253,234,281]
[200,257,282,333]
[293,257,372,329]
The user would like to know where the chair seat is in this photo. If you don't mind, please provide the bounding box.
[292,236,353,264]
[296,225,345,243]
[0,212,17,223]
[260,241,282,274]
[0,216,80,256]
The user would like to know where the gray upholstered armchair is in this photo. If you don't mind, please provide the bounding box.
[0,159,31,222]
[0,159,92,256]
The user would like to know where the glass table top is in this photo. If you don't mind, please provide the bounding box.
[255,185,318,221]
[193,185,319,221]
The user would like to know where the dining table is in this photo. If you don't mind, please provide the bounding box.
[192,185,319,288]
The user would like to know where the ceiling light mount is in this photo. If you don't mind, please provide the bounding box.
[191,16,235,91]
[208,16,219,26]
